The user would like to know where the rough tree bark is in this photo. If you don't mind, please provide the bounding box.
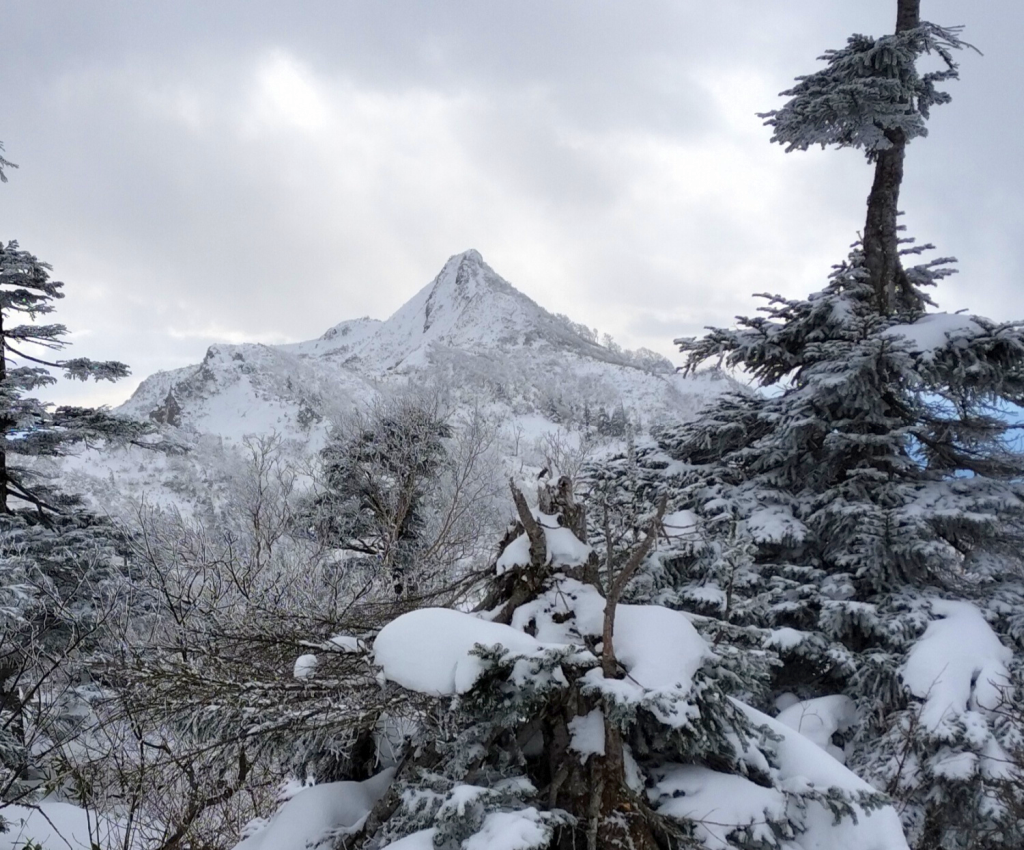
[0,304,8,513]
[546,496,669,850]
[863,0,920,315]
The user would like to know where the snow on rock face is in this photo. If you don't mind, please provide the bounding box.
[118,250,732,449]
[373,608,549,696]
[902,599,1012,732]
[79,249,736,521]
[232,769,394,850]
[353,250,606,373]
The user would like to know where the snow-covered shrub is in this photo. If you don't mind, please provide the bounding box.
[242,479,913,850]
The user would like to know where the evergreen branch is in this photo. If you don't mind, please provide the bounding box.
[0,141,15,182]
[5,479,61,518]
[4,343,64,368]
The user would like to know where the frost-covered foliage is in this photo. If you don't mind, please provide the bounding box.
[310,394,452,596]
[760,23,969,159]
[588,7,1024,845]
[0,141,14,183]
[0,230,147,815]
[0,240,144,514]
[587,238,1024,848]
[63,436,420,849]
[304,390,505,597]
[0,515,129,807]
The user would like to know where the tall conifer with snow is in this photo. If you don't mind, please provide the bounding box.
[0,156,146,808]
[312,396,453,596]
[593,3,1024,847]
[0,240,138,513]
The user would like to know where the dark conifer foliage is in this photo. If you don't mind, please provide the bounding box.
[0,147,145,809]
[760,0,971,314]
[585,5,1024,847]
[0,143,14,184]
[311,398,452,595]
[0,240,143,515]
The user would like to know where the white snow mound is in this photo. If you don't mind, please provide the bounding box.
[902,599,1012,732]
[373,608,547,695]
[233,769,393,850]
[776,694,856,763]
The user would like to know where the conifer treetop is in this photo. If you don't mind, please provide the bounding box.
[0,141,15,183]
[759,21,969,161]
[757,0,977,314]
[0,241,130,383]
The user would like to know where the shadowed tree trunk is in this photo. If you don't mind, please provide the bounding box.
[863,0,920,314]
[0,305,8,514]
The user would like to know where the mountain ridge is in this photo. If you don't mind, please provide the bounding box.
[117,249,729,442]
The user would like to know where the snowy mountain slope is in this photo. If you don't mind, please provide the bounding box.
[118,250,732,442]
[289,249,624,373]
[54,250,735,521]
[120,340,373,444]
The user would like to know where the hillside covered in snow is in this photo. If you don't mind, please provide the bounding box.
[52,250,732,515]
[118,250,729,444]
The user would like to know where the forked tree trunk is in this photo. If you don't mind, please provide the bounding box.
[547,692,662,850]
[863,0,920,315]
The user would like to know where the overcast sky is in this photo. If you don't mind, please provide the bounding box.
[3,1,1022,407]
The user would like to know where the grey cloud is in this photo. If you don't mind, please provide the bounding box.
[1,0,1021,406]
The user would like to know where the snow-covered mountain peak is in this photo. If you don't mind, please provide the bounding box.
[422,249,493,331]
[118,250,735,443]
[349,249,607,372]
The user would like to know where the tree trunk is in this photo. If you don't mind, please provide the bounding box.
[548,694,662,850]
[862,0,920,315]
[863,138,907,315]
[0,306,8,513]
[895,0,920,32]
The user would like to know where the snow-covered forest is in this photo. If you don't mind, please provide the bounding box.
[2,1,1023,848]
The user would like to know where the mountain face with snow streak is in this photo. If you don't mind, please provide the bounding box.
[117,250,732,443]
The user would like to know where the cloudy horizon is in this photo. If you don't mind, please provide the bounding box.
[3,1,1021,407]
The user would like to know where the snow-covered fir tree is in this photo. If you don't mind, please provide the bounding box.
[237,478,912,850]
[0,179,147,809]
[584,3,1024,848]
[310,394,453,596]
[0,239,140,513]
